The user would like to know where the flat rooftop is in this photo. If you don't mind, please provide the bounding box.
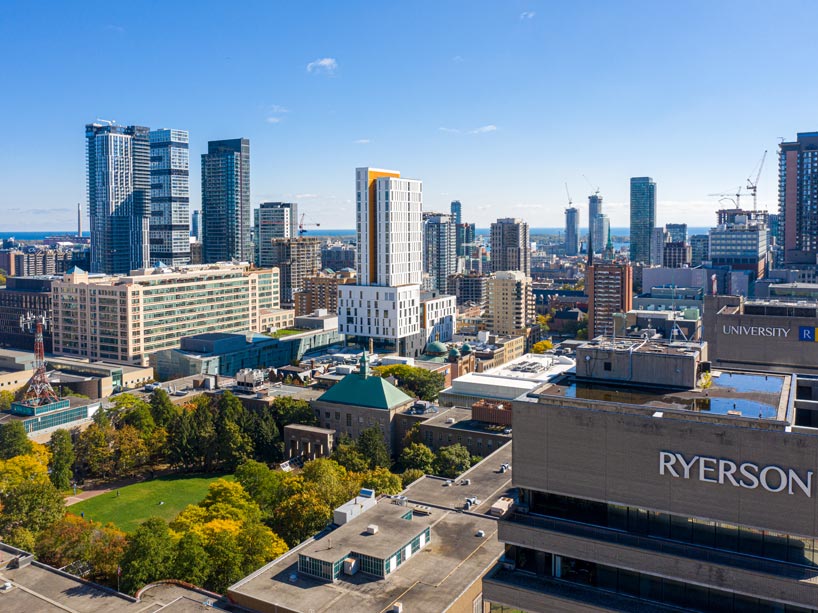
[581,337,704,358]
[538,370,790,422]
[228,444,512,613]
[421,406,513,438]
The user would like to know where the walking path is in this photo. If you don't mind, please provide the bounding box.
[64,476,145,506]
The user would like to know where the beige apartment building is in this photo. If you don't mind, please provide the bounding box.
[294,268,356,316]
[485,270,534,337]
[52,264,280,366]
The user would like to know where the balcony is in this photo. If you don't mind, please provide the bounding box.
[499,512,818,607]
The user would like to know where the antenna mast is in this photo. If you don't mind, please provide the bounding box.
[19,313,59,405]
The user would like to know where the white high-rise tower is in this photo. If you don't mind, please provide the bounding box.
[338,168,423,354]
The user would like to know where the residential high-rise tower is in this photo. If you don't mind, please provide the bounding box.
[630,176,657,264]
[490,218,530,275]
[588,193,604,253]
[338,168,423,354]
[149,129,190,266]
[201,138,250,263]
[565,207,580,256]
[423,214,457,292]
[255,202,299,267]
[779,132,818,264]
[450,200,462,225]
[86,122,151,274]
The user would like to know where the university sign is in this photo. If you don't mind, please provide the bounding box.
[722,325,790,338]
[659,451,813,497]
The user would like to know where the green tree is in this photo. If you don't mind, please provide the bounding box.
[399,442,435,473]
[357,426,390,469]
[203,529,244,593]
[237,521,288,575]
[273,397,317,429]
[173,532,210,587]
[120,401,156,436]
[190,397,217,471]
[401,423,423,447]
[401,468,425,487]
[0,421,33,460]
[362,467,403,495]
[0,479,65,535]
[235,460,291,515]
[271,491,331,546]
[48,429,75,490]
[0,390,14,412]
[373,364,445,401]
[114,425,149,477]
[75,420,115,478]
[531,340,554,354]
[248,408,282,463]
[199,479,263,525]
[301,458,360,509]
[149,388,177,428]
[330,442,369,473]
[120,518,176,594]
[434,444,472,478]
[575,327,588,340]
[216,420,254,471]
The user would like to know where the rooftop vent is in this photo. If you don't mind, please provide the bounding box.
[367,524,379,535]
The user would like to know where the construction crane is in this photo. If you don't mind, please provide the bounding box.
[708,186,743,209]
[298,213,321,235]
[565,183,573,206]
[582,175,600,196]
[746,150,767,211]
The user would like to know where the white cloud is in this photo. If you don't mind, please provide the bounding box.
[265,117,282,124]
[268,104,289,113]
[296,193,319,199]
[520,11,536,20]
[439,127,461,134]
[353,139,371,144]
[470,124,498,134]
[307,57,338,74]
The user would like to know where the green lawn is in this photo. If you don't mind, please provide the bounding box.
[69,473,234,533]
[267,328,304,338]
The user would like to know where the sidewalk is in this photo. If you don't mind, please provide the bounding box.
[64,476,145,506]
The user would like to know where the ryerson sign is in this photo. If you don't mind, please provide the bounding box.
[659,451,813,497]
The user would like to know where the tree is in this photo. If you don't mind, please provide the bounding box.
[173,532,210,587]
[48,429,75,490]
[271,491,331,546]
[330,442,369,473]
[531,340,554,354]
[373,364,445,401]
[236,521,288,575]
[114,425,149,477]
[0,478,65,535]
[301,459,360,509]
[0,390,14,412]
[575,327,588,340]
[149,389,177,428]
[0,421,32,460]
[273,397,316,429]
[401,468,425,487]
[203,529,244,593]
[199,479,263,525]
[434,444,472,478]
[247,408,282,463]
[362,467,403,495]
[75,420,115,478]
[120,401,155,436]
[399,442,435,474]
[216,420,254,471]
[402,423,423,448]
[235,461,291,515]
[357,427,391,469]
[120,518,176,594]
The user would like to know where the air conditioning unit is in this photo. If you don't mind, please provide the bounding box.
[391,603,404,613]
[367,524,379,535]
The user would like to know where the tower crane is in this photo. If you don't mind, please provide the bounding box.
[708,186,743,209]
[298,213,321,235]
[565,183,572,206]
[582,175,600,196]
[746,150,767,211]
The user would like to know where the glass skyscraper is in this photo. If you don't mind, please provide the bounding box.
[629,176,657,264]
[255,202,298,267]
[149,129,190,266]
[564,206,579,256]
[201,138,251,263]
[86,123,151,274]
[450,200,462,225]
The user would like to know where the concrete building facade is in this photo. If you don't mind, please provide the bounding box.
[486,271,534,337]
[491,218,531,276]
[51,264,278,366]
[587,261,633,338]
[254,202,298,266]
[267,237,322,307]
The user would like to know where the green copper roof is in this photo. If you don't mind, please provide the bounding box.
[317,370,413,410]
[426,340,448,355]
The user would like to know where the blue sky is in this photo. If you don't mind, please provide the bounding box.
[1,1,817,230]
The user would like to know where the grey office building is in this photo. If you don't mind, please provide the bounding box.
[490,218,530,276]
[565,207,580,256]
[484,337,818,612]
[588,194,604,254]
[666,223,688,244]
[255,202,298,267]
[149,129,190,266]
[456,222,476,257]
[202,138,250,263]
[191,210,200,241]
[630,176,657,264]
[423,214,457,292]
[86,123,151,274]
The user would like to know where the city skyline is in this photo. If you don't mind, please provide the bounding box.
[2,2,818,230]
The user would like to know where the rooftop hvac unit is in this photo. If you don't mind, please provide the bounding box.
[343,557,359,575]
[367,524,379,535]
[391,603,404,613]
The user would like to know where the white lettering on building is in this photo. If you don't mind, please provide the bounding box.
[722,325,791,338]
[659,451,812,497]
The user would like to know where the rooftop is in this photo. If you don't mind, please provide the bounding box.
[228,444,512,613]
[316,358,413,410]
